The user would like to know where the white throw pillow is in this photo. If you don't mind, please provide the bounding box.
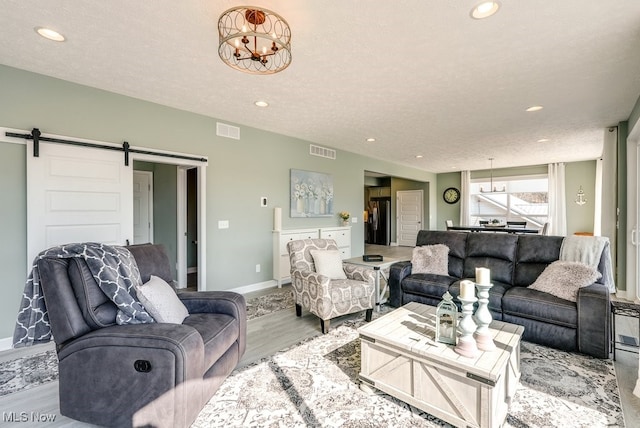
[310,250,347,280]
[411,244,449,275]
[136,275,189,324]
[528,261,602,302]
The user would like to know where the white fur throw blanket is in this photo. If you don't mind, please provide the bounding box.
[560,235,615,293]
[13,243,155,348]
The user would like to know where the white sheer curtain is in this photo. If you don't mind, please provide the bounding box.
[548,163,567,236]
[460,170,471,226]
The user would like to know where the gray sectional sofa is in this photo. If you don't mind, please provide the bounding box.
[388,230,611,358]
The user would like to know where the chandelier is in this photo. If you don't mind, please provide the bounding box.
[218,6,292,74]
[480,158,506,193]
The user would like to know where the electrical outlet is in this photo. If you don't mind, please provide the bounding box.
[218,220,229,229]
[351,217,357,223]
[256,264,261,273]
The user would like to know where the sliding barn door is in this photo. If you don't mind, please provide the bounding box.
[27,141,133,265]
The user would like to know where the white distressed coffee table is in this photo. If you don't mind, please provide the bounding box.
[358,301,524,428]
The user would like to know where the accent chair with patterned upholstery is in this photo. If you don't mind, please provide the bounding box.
[287,238,375,333]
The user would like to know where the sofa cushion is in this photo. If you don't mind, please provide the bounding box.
[401,274,457,299]
[182,313,239,371]
[416,230,467,278]
[411,244,449,275]
[68,258,118,329]
[310,250,347,279]
[463,233,518,285]
[503,286,577,328]
[126,243,174,285]
[136,275,189,324]
[528,261,601,302]
[514,235,564,287]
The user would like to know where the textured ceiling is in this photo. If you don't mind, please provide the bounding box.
[1,1,640,173]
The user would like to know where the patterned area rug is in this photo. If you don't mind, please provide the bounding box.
[0,348,58,397]
[194,318,625,428]
[246,286,294,320]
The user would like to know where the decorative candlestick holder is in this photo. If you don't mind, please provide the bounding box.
[474,283,496,351]
[455,295,480,358]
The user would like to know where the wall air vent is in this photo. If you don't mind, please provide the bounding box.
[216,122,240,140]
[309,144,336,160]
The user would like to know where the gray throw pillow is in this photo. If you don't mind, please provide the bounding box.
[411,244,449,275]
[136,275,189,324]
[528,260,602,302]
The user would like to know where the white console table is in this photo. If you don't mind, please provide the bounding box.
[273,226,351,287]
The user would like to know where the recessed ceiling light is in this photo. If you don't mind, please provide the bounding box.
[415,155,423,159]
[254,101,269,107]
[366,138,376,142]
[537,138,550,143]
[470,1,501,19]
[526,105,544,112]
[35,27,65,42]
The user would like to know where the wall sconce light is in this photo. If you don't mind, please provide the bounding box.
[575,186,587,205]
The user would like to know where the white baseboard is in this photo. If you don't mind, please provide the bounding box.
[231,280,280,295]
[390,241,398,246]
[0,336,13,351]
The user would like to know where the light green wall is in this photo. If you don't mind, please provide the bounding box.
[618,121,628,291]
[436,172,461,229]
[565,161,596,235]
[0,143,26,341]
[0,65,436,339]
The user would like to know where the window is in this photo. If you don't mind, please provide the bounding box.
[469,175,548,229]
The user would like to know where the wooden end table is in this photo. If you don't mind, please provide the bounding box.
[358,301,524,428]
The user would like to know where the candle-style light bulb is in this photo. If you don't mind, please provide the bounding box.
[262,46,267,54]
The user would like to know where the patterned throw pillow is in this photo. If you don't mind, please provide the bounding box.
[528,261,602,302]
[411,244,449,275]
[310,250,347,280]
[136,275,189,324]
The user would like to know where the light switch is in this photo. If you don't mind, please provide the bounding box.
[218,220,229,229]
[352,217,358,223]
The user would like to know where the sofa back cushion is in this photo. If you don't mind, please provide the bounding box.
[67,258,119,329]
[463,233,518,285]
[126,243,174,285]
[415,230,467,278]
[514,235,563,287]
[38,258,93,345]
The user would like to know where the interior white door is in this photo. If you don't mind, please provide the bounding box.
[27,140,133,264]
[397,190,423,246]
[133,170,153,244]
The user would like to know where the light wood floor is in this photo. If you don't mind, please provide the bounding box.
[1,244,639,427]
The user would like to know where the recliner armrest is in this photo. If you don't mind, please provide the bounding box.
[179,291,247,356]
[388,261,413,307]
[577,282,611,358]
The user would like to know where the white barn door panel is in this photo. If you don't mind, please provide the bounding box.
[27,141,133,265]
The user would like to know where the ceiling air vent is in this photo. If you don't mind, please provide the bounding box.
[216,122,240,140]
[309,144,336,160]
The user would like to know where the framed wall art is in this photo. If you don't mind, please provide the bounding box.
[290,169,333,218]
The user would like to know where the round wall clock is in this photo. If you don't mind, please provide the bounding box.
[443,187,461,204]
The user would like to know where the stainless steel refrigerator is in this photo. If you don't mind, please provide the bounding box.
[368,197,391,245]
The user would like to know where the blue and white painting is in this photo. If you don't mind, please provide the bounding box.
[290,169,333,217]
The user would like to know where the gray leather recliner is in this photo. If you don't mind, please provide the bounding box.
[37,243,246,427]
